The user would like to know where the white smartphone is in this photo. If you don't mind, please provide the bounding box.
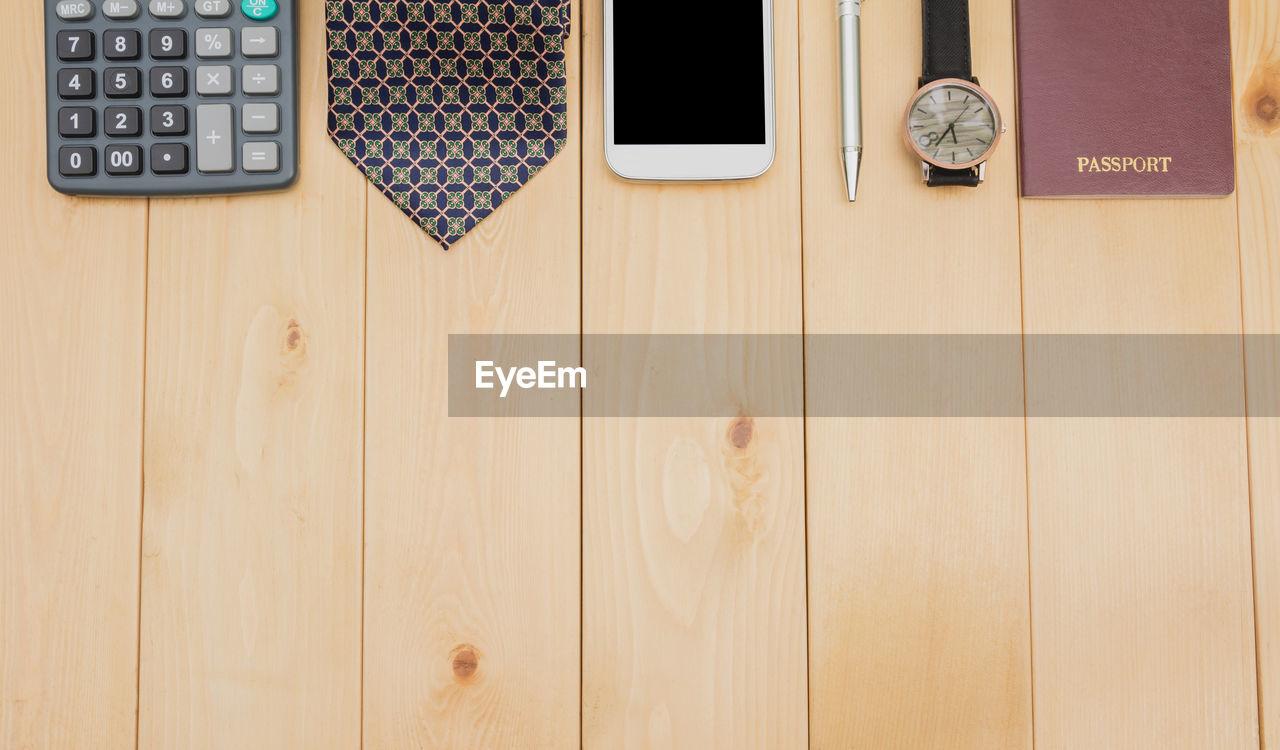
[604,0,776,181]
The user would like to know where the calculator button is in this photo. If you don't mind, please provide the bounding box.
[243,142,279,172]
[196,65,233,95]
[242,65,279,95]
[150,66,188,97]
[56,1,95,20]
[58,68,96,99]
[242,102,278,133]
[195,28,233,59]
[104,67,141,97]
[195,0,231,17]
[149,0,185,18]
[58,146,97,176]
[196,104,234,173]
[102,0,141,19]
[151,143,189,174]
[104,145,144,175]
[151,104,188,134]
[241,26,277,57]
[58,107,96,137]
[104,106,143,136]
[103,29,141,60]
[57,30,95,61]
[241,0,277,21]
[149,28,187,58]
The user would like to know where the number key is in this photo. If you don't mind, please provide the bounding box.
[104,29,141,60]
[104,67,141,98]
[105,145,144,176]
[151,105,188,135]
[151,67,188,97]
[57,30,95,61]
[58,107,96,137]
[105,106,143,137]
[150,28,187,58]
[57,68,95,99]
[58,146,97,177]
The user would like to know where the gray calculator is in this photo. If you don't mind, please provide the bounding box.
[45,0,298,196]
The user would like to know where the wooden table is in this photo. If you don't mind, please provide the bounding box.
[3,1,1278,748]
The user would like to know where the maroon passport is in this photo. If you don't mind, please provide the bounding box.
[1015,0,1235,197]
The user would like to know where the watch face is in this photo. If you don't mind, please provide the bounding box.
[904,79,1002,169]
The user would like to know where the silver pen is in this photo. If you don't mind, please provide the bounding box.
[837,0,863,201]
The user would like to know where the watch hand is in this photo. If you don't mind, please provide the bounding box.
[943,105,971,145]
[947,105,972,127]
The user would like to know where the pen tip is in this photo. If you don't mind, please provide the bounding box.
[844,154,860,202]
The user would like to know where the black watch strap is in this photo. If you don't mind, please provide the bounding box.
[920,0,973,85]
[926,166,980,188]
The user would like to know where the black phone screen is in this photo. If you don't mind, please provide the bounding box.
[612,2,768,145]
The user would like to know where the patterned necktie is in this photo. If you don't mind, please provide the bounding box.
[327,0,571,249]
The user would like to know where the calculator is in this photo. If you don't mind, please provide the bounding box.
[45,0,298,196]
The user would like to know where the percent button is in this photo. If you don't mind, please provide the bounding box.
[196,28,232,58]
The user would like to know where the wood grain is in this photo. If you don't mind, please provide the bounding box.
[798,0,1032,747]
[580,1,807,748]
[1021,206,1258,746]
[0,4,147,748]
[360,3,581,747]
[1234,0,1280,746]
[137,3,364,748]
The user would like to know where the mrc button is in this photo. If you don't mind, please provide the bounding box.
[55,1,94,20]
[241,0,277,21]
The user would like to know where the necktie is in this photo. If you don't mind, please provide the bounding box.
[327,0,571,249]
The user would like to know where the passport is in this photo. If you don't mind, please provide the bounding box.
[1014,0,1235,197]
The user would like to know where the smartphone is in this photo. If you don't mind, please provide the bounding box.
[603,0,776,181]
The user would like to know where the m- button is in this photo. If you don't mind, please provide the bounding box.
[103,0,141,19]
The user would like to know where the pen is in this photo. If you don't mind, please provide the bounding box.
[837,0,863,201]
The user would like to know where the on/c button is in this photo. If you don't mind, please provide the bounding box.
[241,0,277,20]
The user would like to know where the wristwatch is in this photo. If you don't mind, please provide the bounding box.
[903,0,1005,187]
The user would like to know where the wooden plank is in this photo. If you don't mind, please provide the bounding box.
[136,3,364,748]
[579,1,807,748]
[1021,179,1258,745]
[798,0,1031,747]
[1234,0,1280,746]
[360,3,581,747]
[0,4,147,749]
